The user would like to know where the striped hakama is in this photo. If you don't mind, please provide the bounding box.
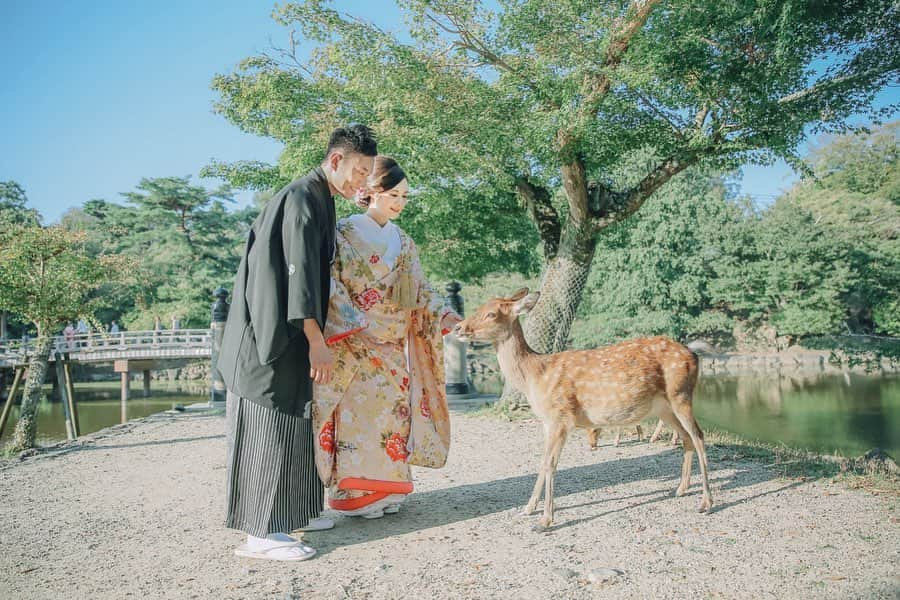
[225,391,324,537]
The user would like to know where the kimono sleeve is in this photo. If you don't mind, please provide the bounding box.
[283,195,325,329]
[322,239,369,345]
[409,240,460,334]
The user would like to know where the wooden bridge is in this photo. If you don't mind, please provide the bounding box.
[0,330,217,441]
[0,329,212,368]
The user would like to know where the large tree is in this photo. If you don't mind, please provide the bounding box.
[0,181,41,338]
[0,221,133,452]
[210,0,897,402]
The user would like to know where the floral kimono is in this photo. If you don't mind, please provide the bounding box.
[312,214,458,513]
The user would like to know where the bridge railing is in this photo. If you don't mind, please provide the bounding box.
[0,329,212,362]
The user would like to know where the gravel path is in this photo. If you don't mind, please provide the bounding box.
[1,409,898,599]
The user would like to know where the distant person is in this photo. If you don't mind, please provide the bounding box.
[171,315,181,331]
[63,323,75,346]
[76,319,89,335]
[153,315,163,344]
[109,321,120,334]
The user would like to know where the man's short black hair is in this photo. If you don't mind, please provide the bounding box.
[326,124,377,157]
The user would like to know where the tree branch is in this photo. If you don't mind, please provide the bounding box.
[592,151,704,232]
[582,0,662,112]
[777,67,895,106]
[515,176,561,260]
[424,10,558,109]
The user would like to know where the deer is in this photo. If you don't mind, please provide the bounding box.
[649,419,680,445]
[588,421,678,449]
[453,289,712,530]
[586,425,644,449]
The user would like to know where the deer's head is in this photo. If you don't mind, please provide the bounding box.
[453,288,540,343]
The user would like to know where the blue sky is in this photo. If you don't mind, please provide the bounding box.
[1,1,895,223]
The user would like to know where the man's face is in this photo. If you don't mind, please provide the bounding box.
[328,151,374,199]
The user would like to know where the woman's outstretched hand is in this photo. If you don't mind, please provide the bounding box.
[441,312,463,335]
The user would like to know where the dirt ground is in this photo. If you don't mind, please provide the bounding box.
[1,409,898,599]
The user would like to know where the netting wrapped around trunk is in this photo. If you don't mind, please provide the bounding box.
[498,250,594,407]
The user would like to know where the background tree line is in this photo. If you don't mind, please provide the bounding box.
[2,123,897,349]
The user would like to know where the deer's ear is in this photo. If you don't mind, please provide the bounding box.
[508,287,530,302]
[512,292,540,316]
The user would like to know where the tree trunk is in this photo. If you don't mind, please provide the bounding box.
[6,331,54,453]
[498,224,597,408]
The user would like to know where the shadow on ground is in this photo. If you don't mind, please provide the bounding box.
[307,447,797,555]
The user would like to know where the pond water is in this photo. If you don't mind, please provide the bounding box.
[474,372,900,457]
[0,383,209,447]
[3,374,898,457]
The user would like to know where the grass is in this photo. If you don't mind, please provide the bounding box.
[470,401,900,495]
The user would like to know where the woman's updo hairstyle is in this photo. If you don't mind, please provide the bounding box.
[357,156,406,207]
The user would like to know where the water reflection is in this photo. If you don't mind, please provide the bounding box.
[695,373,900,456]
[473,373,899,456]
[5,374,897,456]
[0,384,209,447]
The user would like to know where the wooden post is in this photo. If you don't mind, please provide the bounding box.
[63,358,79,437]
[55,353,76,441]
[0,366,25,440]
[114,359,132,423]
[120,371,129,423]
[143,370,151,398]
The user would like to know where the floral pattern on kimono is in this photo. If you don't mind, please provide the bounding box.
[313,216,457,511]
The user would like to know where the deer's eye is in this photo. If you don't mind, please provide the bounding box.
[486,312,496,319]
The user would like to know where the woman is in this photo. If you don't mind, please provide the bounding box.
[313,156,460,519]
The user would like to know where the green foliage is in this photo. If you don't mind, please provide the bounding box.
[0,180,41,226]
[62,177,254,328]
[709,199,852,337]
[571,123,900,349]
[0,224,133,335]
[208,0,896,366]
[574,167,738,347]
[397,185,541,281]
[210,0,897,250]
[788,123,900,335]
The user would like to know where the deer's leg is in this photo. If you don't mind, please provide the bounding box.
[671,399,712,512]
[613,428,621,446]
[587,427,600,450]
[658,410,694,497]
[635,424,644,441]
[649,419,665,443]
[537,423,569,530]
[521,422,553,516]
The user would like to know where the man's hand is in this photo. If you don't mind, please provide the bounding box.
[309,340,334,385]
[303,318,333,384]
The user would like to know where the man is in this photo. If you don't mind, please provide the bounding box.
[218,125,377,561]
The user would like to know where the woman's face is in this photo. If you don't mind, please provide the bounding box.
[368,178,409,221]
